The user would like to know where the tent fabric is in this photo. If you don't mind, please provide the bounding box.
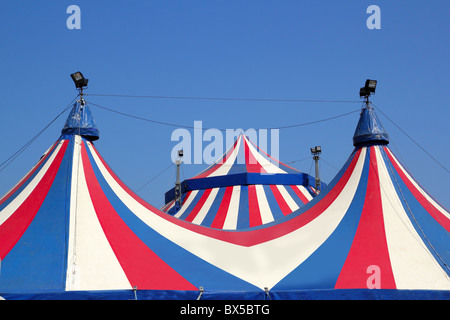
[0,101,449,300]
[353,105,389,147]
[61,100,99,141]
[162,135,318,229]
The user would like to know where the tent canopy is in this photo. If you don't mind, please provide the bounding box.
[0,100,448,300]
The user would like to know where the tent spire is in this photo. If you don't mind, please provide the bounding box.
[353,79,389,147]
[62,72,99,141]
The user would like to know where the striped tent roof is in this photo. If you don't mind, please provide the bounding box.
[162,135,320,229]
[0,99,448,300]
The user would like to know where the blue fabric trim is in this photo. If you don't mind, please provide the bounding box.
[1,289,448,300]
[164,172,322,204]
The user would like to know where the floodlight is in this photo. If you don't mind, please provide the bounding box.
[310,146,321,155]
[365,79,377,93]
[360,87,369,98]
[178,150,184,158]
[360,79,377,98]
[70,71,89,89]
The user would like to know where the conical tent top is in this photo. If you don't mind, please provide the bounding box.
[353,105,389,147]
[61,99,100,141]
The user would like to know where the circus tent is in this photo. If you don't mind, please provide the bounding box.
[0,97,449,300]
[162,134,321,230]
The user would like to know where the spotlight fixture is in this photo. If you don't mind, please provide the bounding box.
[359,79,377,98]
[310,146,321,155]
[70,71,89,89]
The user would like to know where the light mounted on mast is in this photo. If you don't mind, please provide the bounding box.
[310,146,322,194]
[359,79,377,99]
[70,71,89,98]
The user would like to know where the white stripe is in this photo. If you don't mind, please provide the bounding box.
[208,136,243,177]
[276,185,300,212]
[192,188,220,225]
[66,136,81,290]
[385,148,450,220]
[255,185,274,224]
[87,142,367,290]
[294,185,313,201]
[375,146,450,289]
[0,140,65,226]
[67,140,131,291]
[222,186,241,230]
[174,190,198,218]
[243,136,286,174]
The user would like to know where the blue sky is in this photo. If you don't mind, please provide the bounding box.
[0,1,449,208]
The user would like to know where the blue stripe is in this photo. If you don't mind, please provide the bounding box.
[379,147,450,275]
[177,190,205,220]
[200,187,225,227]
[273,150,370,290]
[236,186,249,229]
[84,144,259,291]
[263,185,284,221]
[0,138,73,292]
[284,185,307,208]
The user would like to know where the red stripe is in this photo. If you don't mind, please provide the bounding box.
[210,186,233,229]
[0,141,59,207]
[184,189,212,223]
[248,185,262,227]
[89,142,363,246]
[81,142,196,290]
[385,147,450,232]
[335,147,396,289]
[290,185,309,204]
[0,141,68,259]
[192,138,240,179]
[270,185,291,215]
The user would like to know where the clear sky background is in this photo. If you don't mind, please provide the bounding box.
[0,1,449,209]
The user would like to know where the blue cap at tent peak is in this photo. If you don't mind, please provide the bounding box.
[353,106,389,147]
[61,100,100,141]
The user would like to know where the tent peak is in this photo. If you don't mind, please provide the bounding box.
[61,99,99,141]
[353,105,389,147]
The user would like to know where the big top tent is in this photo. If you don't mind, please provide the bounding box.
[0,93,448,300]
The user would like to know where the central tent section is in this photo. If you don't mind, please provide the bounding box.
[162,135,320,229]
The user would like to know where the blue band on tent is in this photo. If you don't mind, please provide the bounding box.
[164,172,324,204]
[1,289,448,300]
